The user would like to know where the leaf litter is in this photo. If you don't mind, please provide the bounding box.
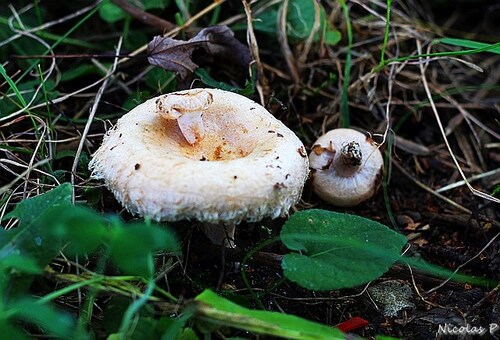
[147,25,251,79]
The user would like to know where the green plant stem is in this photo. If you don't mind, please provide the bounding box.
[382,133,398,229]
[119,278,156,338]
[37,277,104,304]
[374,41,500,73]
[339,0,352,128]
[379,0,392,67]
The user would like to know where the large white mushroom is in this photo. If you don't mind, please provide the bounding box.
[308,128,383,207]
[89,89,309,245]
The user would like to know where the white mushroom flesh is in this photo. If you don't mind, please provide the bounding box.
[309,128,383,207]
[89,89,309,224]
[155,90,213,145]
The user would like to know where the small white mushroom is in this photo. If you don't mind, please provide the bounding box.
[89,89,309,246]
[308,128,383,207]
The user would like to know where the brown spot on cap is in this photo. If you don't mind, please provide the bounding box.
[135,163,141,170]
[274,182,287,190]
[298,146,307,158]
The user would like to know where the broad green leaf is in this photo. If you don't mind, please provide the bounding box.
[0,254,40,276]
[2,184,105,264]
[3,183,72,226]
[1,184,107,294]
[195,290,344,340]
[253,0,341,44]
[131,317,158,339]
[280,210,407,291]
[1,184,73,293]
[0,319,28,340]
[439,38,500,54]
[109,222,180,278]
[38,205,107,256]
[10,297,82,338]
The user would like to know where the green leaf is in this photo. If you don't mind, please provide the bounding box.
[109,221,180,278]
[0,184,108,294]
[439,38,500,54]
[158,307,196,340]
[99,0,171,23]
[176,327,198,340]
[194,69,255,96]
[194,290,344,340]
[143,0,171,9]
[39,205,107,256]
[324,28,341,46]
[0,319,28,340]
[280,209,407,291]
[2,184,105,263]
[0,253,40,276]
[3,183,72,226]
[9,297,81,338]
[130,317,158,339]
[253,0,341,44]
[1,184,73,293]
[144,69,177,92]
[99,2,127,23]
[0,64,27,107]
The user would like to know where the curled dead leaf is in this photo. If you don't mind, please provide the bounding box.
[147,25,251,79]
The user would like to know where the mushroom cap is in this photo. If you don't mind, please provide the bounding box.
[89,89,309,224]
[309,128,383,207]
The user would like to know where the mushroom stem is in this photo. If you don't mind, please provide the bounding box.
[339,141,362,167]
[198,223,236,248]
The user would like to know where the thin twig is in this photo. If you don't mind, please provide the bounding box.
[277,0,300,86]
[392,160,472,214]
[242,0,268,105]
[425,232,500,295]
[71,37,123,202]
[416,40,500,204]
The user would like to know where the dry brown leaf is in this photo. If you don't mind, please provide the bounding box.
[147,25,251,79]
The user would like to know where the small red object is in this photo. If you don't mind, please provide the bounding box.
[336,316,369,332]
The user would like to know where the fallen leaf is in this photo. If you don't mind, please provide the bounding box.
[148,25,251,79]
